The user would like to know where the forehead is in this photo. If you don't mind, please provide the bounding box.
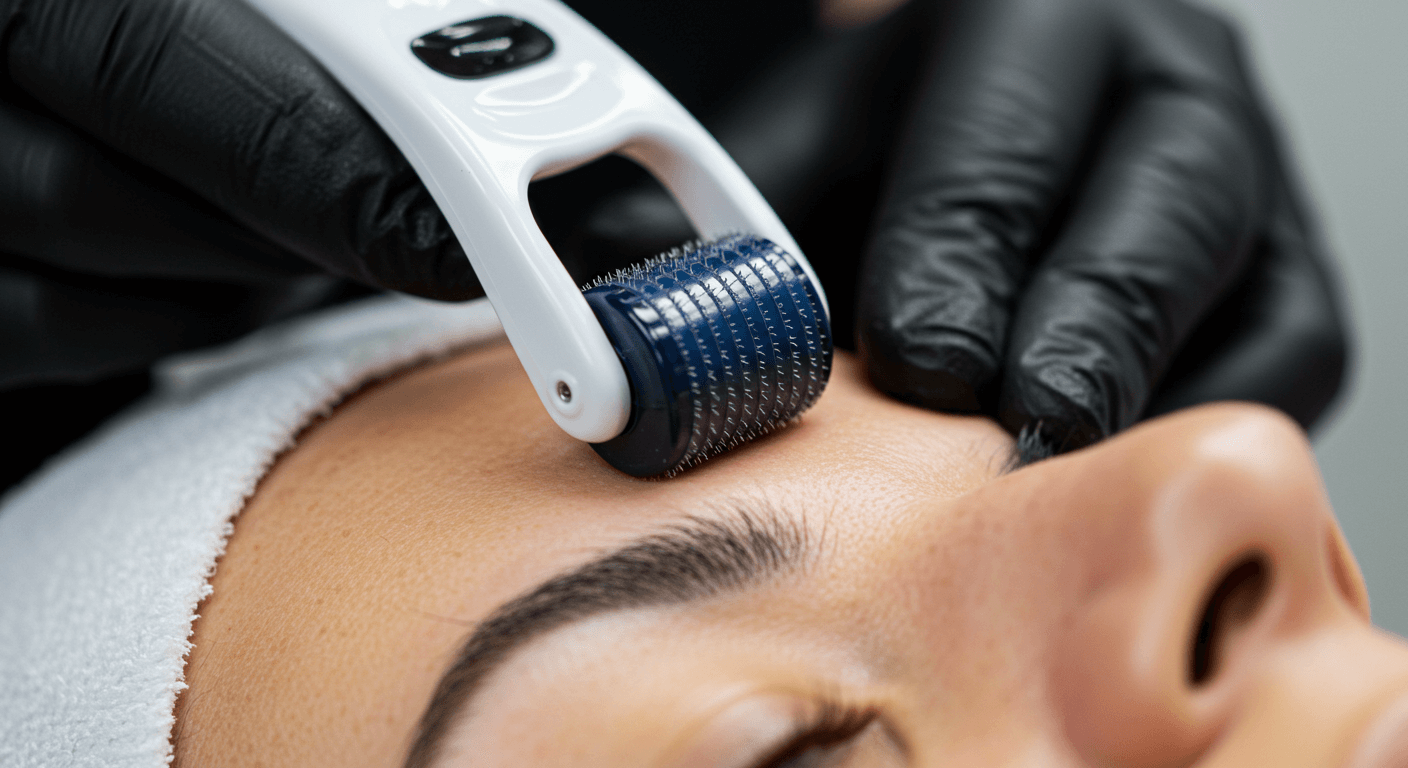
[285,341,1010,549]
[259,343,1013,650]
[177,344,1011,765]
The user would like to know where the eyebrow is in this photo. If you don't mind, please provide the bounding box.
[1005,422,1066,472]
[403,506,809,768]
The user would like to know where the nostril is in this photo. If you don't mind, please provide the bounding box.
[1190,553,1271,686]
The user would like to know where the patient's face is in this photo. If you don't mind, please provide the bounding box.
[175,343,1408,768]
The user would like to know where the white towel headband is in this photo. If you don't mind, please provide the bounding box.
[0,296,504,768]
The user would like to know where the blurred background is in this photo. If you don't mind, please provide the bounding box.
[1202,0,1408,635]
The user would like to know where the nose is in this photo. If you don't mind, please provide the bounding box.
[1047,405,1370,766]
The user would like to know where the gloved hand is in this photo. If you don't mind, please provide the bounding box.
[859,0,1349,461]
[1,0,476,385]
[573,0,1350,462]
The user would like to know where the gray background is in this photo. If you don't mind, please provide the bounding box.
[1201,0,1408,634]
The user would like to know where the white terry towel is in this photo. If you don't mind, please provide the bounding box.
[0,295,506,768]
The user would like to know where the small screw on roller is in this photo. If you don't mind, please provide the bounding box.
[583,234,833,477]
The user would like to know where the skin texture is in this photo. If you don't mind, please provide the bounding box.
[173,344,1408,767]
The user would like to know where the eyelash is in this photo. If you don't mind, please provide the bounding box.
[752,700,879,768]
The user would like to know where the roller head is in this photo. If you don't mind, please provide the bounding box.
[583,234,833,477]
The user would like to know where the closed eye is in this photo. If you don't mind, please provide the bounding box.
[753,703,879,768]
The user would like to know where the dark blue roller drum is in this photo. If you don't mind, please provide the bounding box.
[583,234,833,477]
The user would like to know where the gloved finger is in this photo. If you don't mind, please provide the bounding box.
[856,0,1117,412]
[1145,179,1349,432]
[997,86,1268,452]
[0,93,316,284]
[1,0,477,299]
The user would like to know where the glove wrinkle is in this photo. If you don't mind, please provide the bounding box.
[0,93,319,283]
[859,346,993,413]
[5,0,478,300]
[854,0,1345,462]
[1146,183,1349,431]
[1000,84,1266,443]
[1001,362,1108,454]
[859,0,1115,413]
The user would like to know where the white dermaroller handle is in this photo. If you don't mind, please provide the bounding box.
[243,0,827,443]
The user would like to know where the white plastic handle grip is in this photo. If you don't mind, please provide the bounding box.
[243,0,827,443]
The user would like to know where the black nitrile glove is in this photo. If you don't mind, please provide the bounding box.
[572,0,1349,462]
[857,0,1348,460]
[0,0,481,387]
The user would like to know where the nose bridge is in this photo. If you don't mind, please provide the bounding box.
[1050,406,1352,767]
